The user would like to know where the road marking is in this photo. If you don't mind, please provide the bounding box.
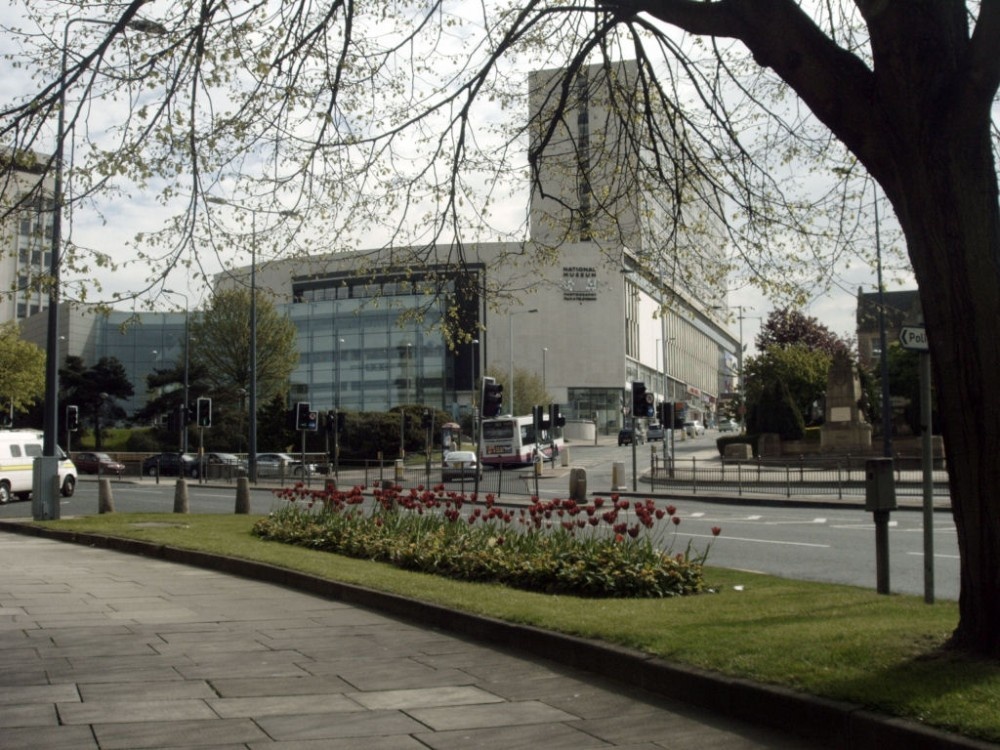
[682,532,830,548]
[906,551,960,560]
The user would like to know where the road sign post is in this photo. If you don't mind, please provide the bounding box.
[899,325,928,351]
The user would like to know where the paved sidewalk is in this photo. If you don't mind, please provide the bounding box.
[0,532,810,749]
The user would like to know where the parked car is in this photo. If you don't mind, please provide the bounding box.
[199,452,248,478]
[684,420,706,437]
[142,452,198,477]
[441,450,481,482]
[254,452,317,479]
[646,423,665,441]
[718,418,739,433]
[73,451,126,477]
[618,427,644,446]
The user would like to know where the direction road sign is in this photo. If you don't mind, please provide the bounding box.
[899,325,929,351]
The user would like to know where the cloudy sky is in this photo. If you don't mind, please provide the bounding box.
[2,2,916,357]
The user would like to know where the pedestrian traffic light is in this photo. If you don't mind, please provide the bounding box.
[550,403,564,429]
[196,397,212,427]
[481,377,503,418]
[186,401,197,424]
[325,410,336,434]
[296,401,317,431]
[421,409,432,430]
[632,381,653,418]
[66,405,79,432]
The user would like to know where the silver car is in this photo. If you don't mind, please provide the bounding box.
[684,420,706,437]
[254,453,316,479]
[718,419,739,433]
[441,450,481,482]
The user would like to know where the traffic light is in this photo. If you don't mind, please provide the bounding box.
[325,410,336,434]
[658,401,669,426]
[550,403,564,429]
[295,401,318,431]
[673,401,686,429]
[632,381,654,418]
[481,377,503,418]
[533,404,546,431]
[186,401,197,424]
[66,405,79,432]
[337,410,346,432]
[421,409,432,430]
[196,397,212,427]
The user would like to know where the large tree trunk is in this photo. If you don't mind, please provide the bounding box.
[884,126,1000,655]
[649,0,1000,655]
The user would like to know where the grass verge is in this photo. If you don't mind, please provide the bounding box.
[29,512,1000,743]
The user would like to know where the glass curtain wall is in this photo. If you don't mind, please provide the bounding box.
[289,296,449,413]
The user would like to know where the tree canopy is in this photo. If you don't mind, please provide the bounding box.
[189,287,298,415]
[0,323,45,423]
[3,0,1000,655]
[756,308,853,360]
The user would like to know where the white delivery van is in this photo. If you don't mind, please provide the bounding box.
[0,430,77,504]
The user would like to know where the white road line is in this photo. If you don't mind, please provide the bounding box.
[906,551,961,560]
[682,532,830,548]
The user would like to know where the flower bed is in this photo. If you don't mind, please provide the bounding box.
[252,484,720,598]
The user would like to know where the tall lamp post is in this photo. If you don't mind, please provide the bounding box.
[508,308,538,416]
[542,347,548,397]
[37,15,166,521]
[470,338,479,450]
[163,289,190,452]
[334,336,344,477]
[206,196,297,482]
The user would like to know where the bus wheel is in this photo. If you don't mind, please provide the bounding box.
[0,481,10,505]
[61,476,76,498]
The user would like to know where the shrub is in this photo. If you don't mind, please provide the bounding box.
[252,485,719,598]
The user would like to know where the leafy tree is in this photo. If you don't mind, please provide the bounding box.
[59,356,134,449]
[884,343,939,438]
[133,360,211,450]
[744,345,831,428]
[4,0,1000,654]
[189,289,298,451]
[0,322,45,426]
[756,309,852,359]
[486,368,549,419]
[747,377,805,441]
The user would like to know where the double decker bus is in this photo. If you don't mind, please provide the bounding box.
[479,415,564,467]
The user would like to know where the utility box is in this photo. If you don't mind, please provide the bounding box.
[865,458,897,511]
[569,467,587,502]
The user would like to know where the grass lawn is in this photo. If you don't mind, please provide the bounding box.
[32,512,1000,744]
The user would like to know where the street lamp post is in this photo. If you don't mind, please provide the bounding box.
[470,338,479,450]
[206,196,297,482]
[508,308,538,416]
[397,342,413,458]
[37,15,166,520]
[542,347,548,397]
[334,336,345,477]
[164,289,190,452]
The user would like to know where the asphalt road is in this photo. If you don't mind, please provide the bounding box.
[0,431,959,601]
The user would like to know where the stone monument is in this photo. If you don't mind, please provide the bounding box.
[821,350,872,452]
